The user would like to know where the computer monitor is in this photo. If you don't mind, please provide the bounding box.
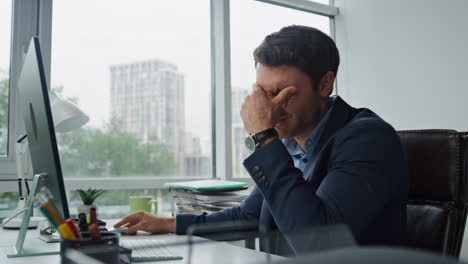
[18,36,69,219]
[7,36,68,257]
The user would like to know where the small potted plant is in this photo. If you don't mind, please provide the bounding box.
[77,188,105,215]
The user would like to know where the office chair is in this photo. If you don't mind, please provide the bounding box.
[398,129,468,257]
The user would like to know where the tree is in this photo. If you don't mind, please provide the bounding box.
[56,120,178,177]
[0,79,7,127]
[49,85,177,177]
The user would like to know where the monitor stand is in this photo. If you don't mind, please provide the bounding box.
[6,173,60,258]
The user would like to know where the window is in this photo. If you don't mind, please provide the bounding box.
[0,192,19,221]
[68,189,173,219]
[51,1,212,180]
[230,0,331,177]
[0,0,12,156]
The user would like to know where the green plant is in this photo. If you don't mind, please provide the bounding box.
[77,188,105,205]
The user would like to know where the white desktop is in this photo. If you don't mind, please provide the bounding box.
[0,221,284,264]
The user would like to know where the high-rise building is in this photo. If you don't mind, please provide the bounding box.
[110,59,186,166]
[231,86,250,177]
[0,68,8,155]
[182,132,211,177]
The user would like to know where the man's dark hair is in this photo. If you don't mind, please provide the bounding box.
[254,25,340,90]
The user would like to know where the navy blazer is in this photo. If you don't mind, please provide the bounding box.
[175,96,409,256]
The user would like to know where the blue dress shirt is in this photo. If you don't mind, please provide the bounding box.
[284,98,333,173]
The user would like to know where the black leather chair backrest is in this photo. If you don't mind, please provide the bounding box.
[398,130,468,257]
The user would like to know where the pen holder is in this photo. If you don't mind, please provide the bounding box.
[60,232,127,264]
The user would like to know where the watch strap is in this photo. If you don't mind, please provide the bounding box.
[252,128,278,145]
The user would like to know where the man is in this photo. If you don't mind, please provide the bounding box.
[114,25,409,256]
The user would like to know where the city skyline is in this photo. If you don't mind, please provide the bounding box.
[110,59,185,153]
[50,0,212,144]
[49,0,328,145]
[110,59,204,176]
[108,58,249,177]
[44,0,329,177]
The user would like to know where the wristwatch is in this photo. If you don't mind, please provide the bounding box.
[244,128,278,152]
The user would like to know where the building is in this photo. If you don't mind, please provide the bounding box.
[110,59,187,169]
[231,86,250,177]
[0,68,8,156]
[182,132,211,177]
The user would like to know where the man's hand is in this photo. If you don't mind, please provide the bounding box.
[113,211,175,235]
[240,84,296,134]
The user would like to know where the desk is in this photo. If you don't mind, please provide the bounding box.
[0,224,285,264]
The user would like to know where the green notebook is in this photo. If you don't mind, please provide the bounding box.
[163,180,249,192]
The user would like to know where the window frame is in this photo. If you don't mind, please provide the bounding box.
[0,0,52,188]
[0,0,17,181]
[1,0,338,192]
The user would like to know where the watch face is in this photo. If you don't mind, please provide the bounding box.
[244,136,256,152]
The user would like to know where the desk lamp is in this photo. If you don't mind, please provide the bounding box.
[1,90,89,229]
[49,90,89,133]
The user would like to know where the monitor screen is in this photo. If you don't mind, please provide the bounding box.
[17,37,69,219]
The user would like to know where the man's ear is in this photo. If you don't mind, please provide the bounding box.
[318,72,335,97]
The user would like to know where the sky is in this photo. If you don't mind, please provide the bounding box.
[2,0,330,146]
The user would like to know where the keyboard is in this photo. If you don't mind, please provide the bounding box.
[120,239,183,262]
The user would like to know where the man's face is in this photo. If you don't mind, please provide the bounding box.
[255,63,324,139]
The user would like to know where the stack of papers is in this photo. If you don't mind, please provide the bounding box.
[163,180,249,214]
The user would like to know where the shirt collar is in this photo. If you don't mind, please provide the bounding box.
[283,97,334,156]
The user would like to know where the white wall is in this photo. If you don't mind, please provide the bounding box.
[333,1,468,259]
[334,0,468,131]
